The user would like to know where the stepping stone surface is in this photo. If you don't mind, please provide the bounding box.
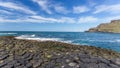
[0,36,120,68]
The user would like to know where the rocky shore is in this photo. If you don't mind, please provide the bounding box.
[0,36,120,68]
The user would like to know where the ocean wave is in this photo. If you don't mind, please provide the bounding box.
[15,35,74,43]
[0,33,17,35]
[16,37,60,41]
[114,39,120,42]
[15,35,61,41]
[18,34,36,38]
[95,40,120,43]
[78,39,120,43]
[61,40,73,43]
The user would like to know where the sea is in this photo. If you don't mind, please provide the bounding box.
[0,31,120,52]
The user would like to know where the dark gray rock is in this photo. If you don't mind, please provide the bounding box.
[32,59,43,68]
[25,63,32,68]
[0,61,7,67]
[0,36,120,68]
[0,54,9,60]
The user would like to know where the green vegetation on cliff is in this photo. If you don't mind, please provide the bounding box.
[86,20,120,33]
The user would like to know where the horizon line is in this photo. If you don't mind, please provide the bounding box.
[0,31,84,32]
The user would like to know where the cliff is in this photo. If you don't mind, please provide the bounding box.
[86,20,120,33]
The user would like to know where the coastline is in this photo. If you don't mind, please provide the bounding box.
[0,36,120,68]
[86,20,120,33]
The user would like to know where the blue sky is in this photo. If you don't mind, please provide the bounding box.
[0,0,120,31]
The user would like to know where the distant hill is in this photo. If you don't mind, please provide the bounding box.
[86,20,120,33]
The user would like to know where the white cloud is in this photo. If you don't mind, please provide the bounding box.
[1,15,120,24]
[0,17,47,23]
[32,0,70,14]
[102,16,120,23]
[106,16,120,20]
[88,0,97,6]
[0,2,36,15]
[0,12,76,23]
[1,15,119,24]
[93,4,120,14]
[0,10,12,14]
[0,15,74,23]
[73,6,90,13]
[32,0,52,14]
[0,15,99,24]
[30,16,58,22]
[54,6,69,14]
[27,16,76,23]
[58,17,76,23]
[78,16,98,23]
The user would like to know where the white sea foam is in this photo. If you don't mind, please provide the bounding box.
[18,34,36,38]
[115,39,120,42]
[15,35,61,41]
[98,39,120,43]
[80,39,120,43]
[61,40,72,43]
[0,33,17,35]
[16,37,60,41]
[31,34,35,37]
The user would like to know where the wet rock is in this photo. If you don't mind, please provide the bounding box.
[26,54,33,61]
[0,36,120,68]
[17,59,28,65]
[33,59,43,68]
[16,65,27,68]
[109,64,120,68]
[46,55,52,58]
[14,62,21,67]
[97,58,110,64]
[63,64,73,68]
[80,58,95,63]
[25,63,32,68]
[66,59,70,63]
[111,59,120,66]
[0,61,7,67]
[0,54,9,60]
[22,53,30,59]
[68,62,77,67]
[98,63,109,68]
[56,59,62,63]
[3,64,14,68]
[45,62,56,68]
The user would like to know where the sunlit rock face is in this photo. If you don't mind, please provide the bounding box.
[86,20,120,33]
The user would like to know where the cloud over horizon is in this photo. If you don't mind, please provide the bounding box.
[93,4,120,14]
[0,0,120,31]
